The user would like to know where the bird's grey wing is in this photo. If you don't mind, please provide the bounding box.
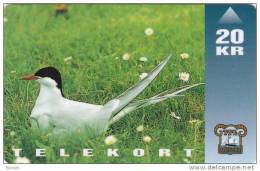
[104,54,172,119]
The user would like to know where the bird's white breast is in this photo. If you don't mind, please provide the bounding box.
[30,84,103,133]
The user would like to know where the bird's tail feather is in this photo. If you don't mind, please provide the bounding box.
[104,54,172,120]
[108,83,204,125]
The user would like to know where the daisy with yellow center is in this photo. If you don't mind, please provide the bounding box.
[180,53,189,59]
[179,72,190,82]
[136,125,144,132]
[143,135,152,143]
[122,53,131,60]
[139,57,148,62]
[104,135,117,145]
[145,27,154,36]
[139,72,148,80]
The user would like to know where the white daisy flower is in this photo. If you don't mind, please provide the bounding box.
[180,53,189,59]
[170,112,181,120]
[143,135,152,143]
[15,157,30,164]
[145,27,154,36]
[122,53,130,60]
[64,56,72,62]
[139,72,148,80]
[139,57,148,62]
[136,125,144,132]
[104,135,117,145]
[179,72,190,82]
[4,17,8,23]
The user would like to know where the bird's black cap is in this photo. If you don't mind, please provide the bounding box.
[35,67,64,97]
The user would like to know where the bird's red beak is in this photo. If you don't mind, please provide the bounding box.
[20,74,39,80]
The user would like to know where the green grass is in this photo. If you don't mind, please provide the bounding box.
[4,4,205,163]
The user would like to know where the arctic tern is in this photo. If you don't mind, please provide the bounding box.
[21,54,202,135]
